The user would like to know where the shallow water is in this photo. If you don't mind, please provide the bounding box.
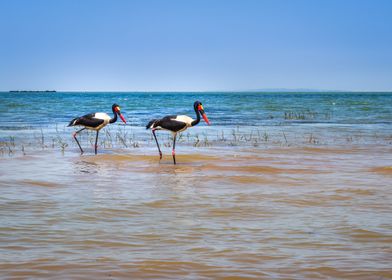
[1,92,392,279]
[1,145,391,279]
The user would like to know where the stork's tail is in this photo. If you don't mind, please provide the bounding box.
[68,117,79,127]
[146,119,158,129]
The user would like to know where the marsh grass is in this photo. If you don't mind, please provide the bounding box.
[1,120,390,158]
[307,133,319,144]
[0,137,16,157]
[387,134,392,145]
[57,135,68,153]
[284,110,332,121]
[282,130,288,146]
[193,135,200,147]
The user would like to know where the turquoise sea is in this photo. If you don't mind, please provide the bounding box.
[1,92,392,151]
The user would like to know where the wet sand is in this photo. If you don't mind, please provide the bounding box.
[0,145,391,279]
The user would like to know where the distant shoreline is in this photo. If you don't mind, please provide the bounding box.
[9,90,56,93]
[3,90,392,94]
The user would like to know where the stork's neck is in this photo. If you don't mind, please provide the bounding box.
[109,107,118,124]
[191,106,200,126]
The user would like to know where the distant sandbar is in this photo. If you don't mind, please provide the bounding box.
[9,90,56,93]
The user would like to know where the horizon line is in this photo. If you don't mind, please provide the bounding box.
[2,89,392,93]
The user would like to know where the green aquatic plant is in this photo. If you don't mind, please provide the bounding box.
[203,132,210,147]
[217,130,226,142]
[8,146,13,156]
[263,131,269,142]
[40,128,45,149]
[9,136,15,147]
[282,130,288,146]
[284,110,332,121]
[193,134,200,147]
[116,130,128,148]
[56,135,68,153]
[307,133,319,144]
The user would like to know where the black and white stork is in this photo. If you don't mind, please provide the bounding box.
[68,103,126,154]
[146,101,210,164]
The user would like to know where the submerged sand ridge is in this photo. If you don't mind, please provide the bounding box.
[0,145,391,279]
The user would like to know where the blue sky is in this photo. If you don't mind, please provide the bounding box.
[0,0,391,91]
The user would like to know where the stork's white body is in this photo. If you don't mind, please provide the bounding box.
[89,113,111,130]
[171,115,194,133]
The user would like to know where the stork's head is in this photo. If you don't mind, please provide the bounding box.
[194,101,210,125]
[112,103,127,124]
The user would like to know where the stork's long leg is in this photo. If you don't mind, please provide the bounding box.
[152,129,162,160]
[73,128,86,154]
[95,130,99,155]
[172,133,177,165]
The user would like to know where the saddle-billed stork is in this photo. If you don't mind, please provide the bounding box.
[68,103,126,154]
[146,101,210,164]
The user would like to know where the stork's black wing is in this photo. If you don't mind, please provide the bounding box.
[70,113,105,128]
[157,115,187,132]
